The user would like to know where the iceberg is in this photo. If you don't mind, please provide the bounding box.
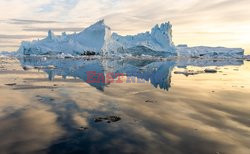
[177,45,244,58]
[17,20,176,57]
[17,19,244,58]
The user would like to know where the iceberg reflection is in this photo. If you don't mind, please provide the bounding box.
[19,56,243,91]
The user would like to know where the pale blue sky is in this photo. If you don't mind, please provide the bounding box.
[0,0,249,53]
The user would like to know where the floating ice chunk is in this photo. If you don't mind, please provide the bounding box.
[204,68,217,73]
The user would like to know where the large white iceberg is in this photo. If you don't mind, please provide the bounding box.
[17,19,244,58]
[18,20,176,56]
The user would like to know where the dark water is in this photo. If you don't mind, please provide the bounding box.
[0,57,249,154]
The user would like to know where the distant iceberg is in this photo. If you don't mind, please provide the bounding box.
[177,45,244,58]
[17,19,244,58]
[0,51,18,57]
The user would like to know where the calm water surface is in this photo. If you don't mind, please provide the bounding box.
[0,56,249,154]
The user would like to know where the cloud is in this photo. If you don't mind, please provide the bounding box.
[22,27,84,32]
[0,40,17,43]
[9,19,61,25]
[0,45,19,48]
[39,0,80,12]
[0,34,45,39]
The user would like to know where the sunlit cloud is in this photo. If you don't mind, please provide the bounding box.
[9,19,61,25]
[22,27,84,32]
[0,34,45,39]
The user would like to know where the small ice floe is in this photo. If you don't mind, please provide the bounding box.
[22,65,33,70]
[61,54,75,59]
[175,68,218,76]
[64,55,74,59]
[34,66,43,69]
[77,126,88,131]
[204,68,217,73]
[174,70,201,76]
[47,65,56,69]
[34,65,56,69]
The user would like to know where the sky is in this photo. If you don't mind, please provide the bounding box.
[0,0,249,53]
